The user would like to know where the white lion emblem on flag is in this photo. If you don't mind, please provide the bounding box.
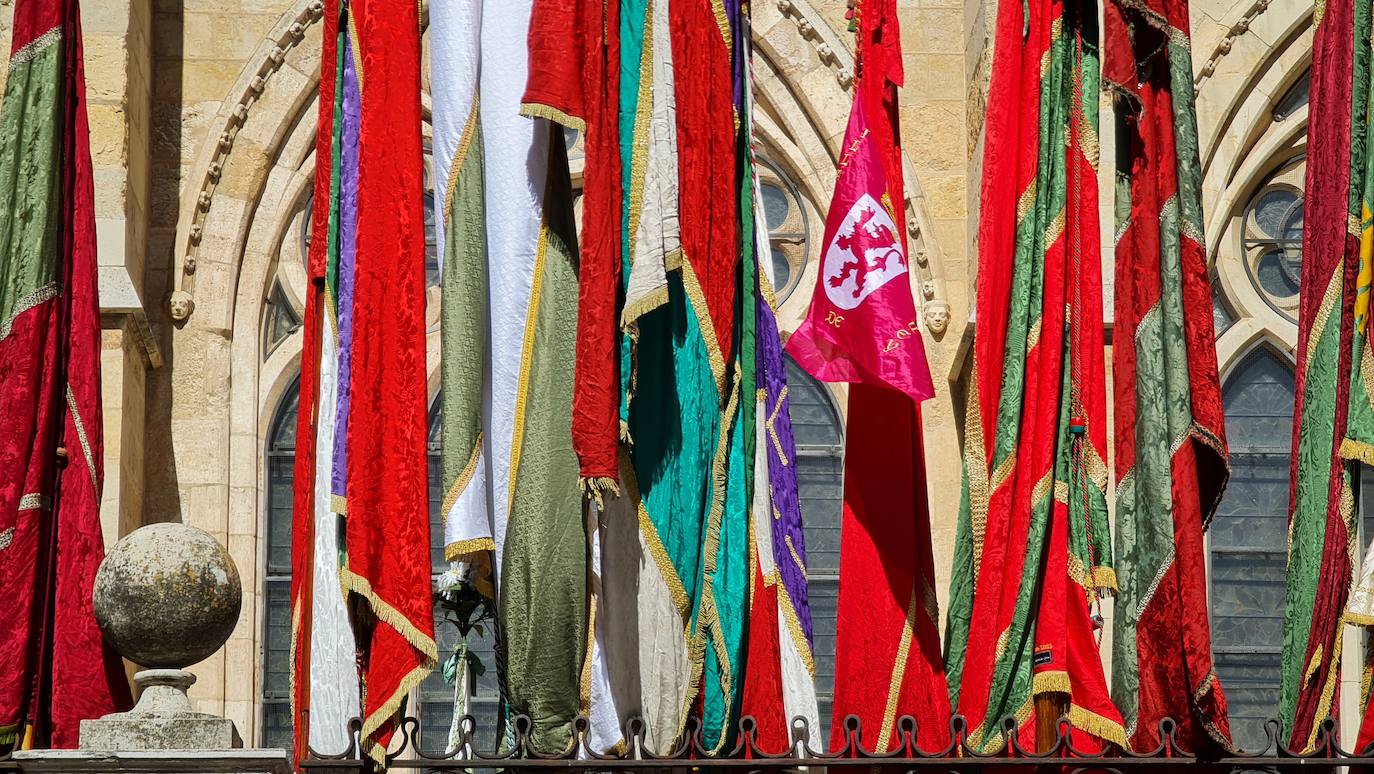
[821,193,908,310]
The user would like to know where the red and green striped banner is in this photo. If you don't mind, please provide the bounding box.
[0,0,130,749]
[946,0,1123,753]
[1281,0,1374,754]
[1103,0,1233,754]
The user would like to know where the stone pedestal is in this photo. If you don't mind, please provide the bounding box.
[78,669,242,751]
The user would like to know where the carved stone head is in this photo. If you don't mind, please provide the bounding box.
[924,302,950,335]
[168,290,195,322]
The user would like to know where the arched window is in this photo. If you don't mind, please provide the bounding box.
[260,382,465,751]
[758,159,812,302]
[1241,156,1306,323]
[787,357,846,736]
[261,378,300,750]
[1209,349,1294,751]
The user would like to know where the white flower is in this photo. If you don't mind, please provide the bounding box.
[435,568,463,594]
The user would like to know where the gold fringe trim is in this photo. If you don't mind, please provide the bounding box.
[1303,644,1324,684]
[340,567,441,663]
[1068,554,1119,594]
[623,14,655,287]
[360,659,436,764]
[1346,609,1374,627]
[622,285,670,328]
[441,435,483,527]
[580,477,621,510]
[1033,670,1072,696]
[686,373,743,754]
[1067,704,1129,750]
[638,503,691,619]
[1341,438,1374,468]
[709,0,732,50]
[445,536,496,562]
[519,102,586,132]
[678,260,729,399]
[774,579,817,676]
[1300,632,1343,754]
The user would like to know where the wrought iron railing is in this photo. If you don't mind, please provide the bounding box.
[293,714,1372,772]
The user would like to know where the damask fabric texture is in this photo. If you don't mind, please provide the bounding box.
[523,0,623,493]
[739,36,820,754]
[289,3,361,757]
[1103,0,1233,754]
[0,0,130,748]
[944,0,1124,754]
[786,0,949,754]
[1281,0,1374,753]
[291,0,437,763]
[433,0,490,579]
[433,0,589,752]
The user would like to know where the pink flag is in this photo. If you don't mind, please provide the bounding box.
[786,96,933,400]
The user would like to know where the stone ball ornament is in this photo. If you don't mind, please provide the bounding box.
[93,523,242,670]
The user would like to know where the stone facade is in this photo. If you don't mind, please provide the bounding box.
[0,0,1317,747]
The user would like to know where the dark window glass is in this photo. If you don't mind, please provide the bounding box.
[262,379,300,751]
[784,357,844,739]
[1210,350,1294,752]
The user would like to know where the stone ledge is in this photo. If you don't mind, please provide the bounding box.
[11,749,290,774]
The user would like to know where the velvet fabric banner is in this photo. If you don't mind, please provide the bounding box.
[1103,0,1233,754]
[296,0,437,762]
[1279,0,1367,752]
[0,0,131,749]
[787,0,949,753]
[523,0,623,496]
[943,0,1123,753]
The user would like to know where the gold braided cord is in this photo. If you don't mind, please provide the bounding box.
[441,434,483,526]
[507,219,552,513]
[442,96,481,219]
[0,283,58,344]
[66,386,100,494]
[8,26,59,71]
[876,590,920,751]
[774,578,817,676]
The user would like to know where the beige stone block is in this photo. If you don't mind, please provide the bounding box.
[171,421,230,485]
[903,100,965,174]
[905,53,964,102]
[176,60,246,104]
[919,174,966,220]
[93,168,130,218]
[88,102,129,167]
[84,34,130,101]
[82,0,132,35]
[901,7,962,54]
[216,138,271,202]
